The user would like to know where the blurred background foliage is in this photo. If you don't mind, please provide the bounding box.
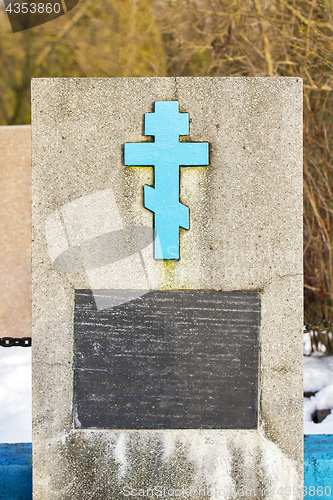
[0,0,332,324]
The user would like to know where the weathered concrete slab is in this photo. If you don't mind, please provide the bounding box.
[0,126,31,339]
[32,77,303,499]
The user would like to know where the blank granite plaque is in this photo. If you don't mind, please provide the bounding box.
[74,290,259,429]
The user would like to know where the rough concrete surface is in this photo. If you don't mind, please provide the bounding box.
[32,77,303,499]
[0,125,31,339]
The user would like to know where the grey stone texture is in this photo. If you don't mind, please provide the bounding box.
[32,77,303,499]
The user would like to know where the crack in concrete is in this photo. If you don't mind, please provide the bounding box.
[261,273,303,290]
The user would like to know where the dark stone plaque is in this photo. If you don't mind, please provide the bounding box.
[74,290,259,430]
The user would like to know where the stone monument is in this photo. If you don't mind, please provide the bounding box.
[32,77,303,499]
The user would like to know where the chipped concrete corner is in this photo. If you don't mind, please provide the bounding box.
[32,77,303,499]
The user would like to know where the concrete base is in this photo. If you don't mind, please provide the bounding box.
[1,437,330,499]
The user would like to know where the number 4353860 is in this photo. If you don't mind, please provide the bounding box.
[5,3,61,14]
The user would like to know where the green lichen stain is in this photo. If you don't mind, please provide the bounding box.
[161,260,178,289]
[54,432,209,500]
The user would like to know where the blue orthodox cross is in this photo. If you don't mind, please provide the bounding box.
[124,101,209,260]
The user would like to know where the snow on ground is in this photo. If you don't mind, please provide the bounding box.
[304,354,333,434]
[0,342,333,442]
[0,348,32,443]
